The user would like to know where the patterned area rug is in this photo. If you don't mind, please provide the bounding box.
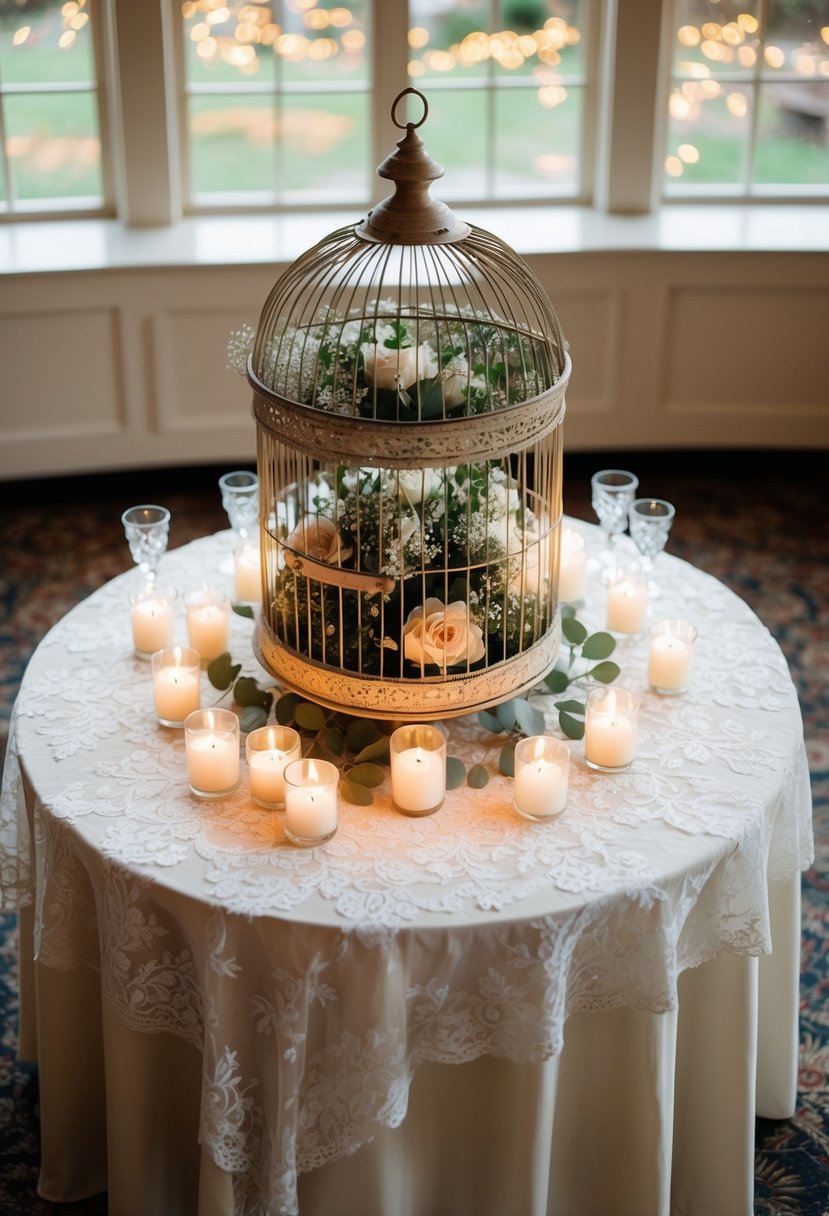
[0,455,827,1215]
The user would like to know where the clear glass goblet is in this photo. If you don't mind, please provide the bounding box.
[218,470,259,574]
[590,469,639,574]
[628,498,675,596]
[121,504,170,585]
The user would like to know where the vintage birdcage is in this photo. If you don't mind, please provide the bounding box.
[250,89,571,719]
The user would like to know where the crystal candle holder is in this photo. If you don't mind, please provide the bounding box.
[283,759,339,846]
[131,586,177,659]
[513,735,570,822]
[185,587,231,663]
[606,568,648,636]
[584,688,639,773]
[184,708,240,799]
[648,619,697,695]
[151,646,201,728]
[245,725,302,809]
[390,724,447,816]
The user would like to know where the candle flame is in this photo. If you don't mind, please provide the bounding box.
[531,737,546,761]
[605,689,617,718]
[205,710,216,730]
[307,759,319,782]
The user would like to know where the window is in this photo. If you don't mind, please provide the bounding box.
[0,0,109,216]
[664,0,829,196]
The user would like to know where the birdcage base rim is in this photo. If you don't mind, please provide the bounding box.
[254,616,561,721]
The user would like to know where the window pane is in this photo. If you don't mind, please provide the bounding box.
[0,0,95,85]
[189,95,276,197]
[763,0,827,77]
[280,91,369,200]
[495,84,581,195]
[417,89,488,199]
[5,91,102,203]
[671,0,760,80]
[664,90,750,187]
[408,1,489,82]
[754,83,829,185]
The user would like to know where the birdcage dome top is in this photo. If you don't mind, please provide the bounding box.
[248,89,569,467]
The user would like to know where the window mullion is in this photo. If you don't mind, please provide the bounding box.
[371,0,409,205]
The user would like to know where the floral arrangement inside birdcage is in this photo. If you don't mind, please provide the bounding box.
[231,88,570,719]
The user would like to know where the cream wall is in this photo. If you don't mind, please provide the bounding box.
[1,232,827,479]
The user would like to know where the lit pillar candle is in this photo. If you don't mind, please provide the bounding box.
[584,687,639,772]
[648,619,697,694]
[184,708,240,798]
[245,724,301,809]
[186,588,231,662]
[234,539,262,604]
[131,587,176,658]
[558,527,587,604]
[606,569,648,635]
[283,759,339,845]
[513,735,569,821]
[390,724,446,816]
[151,646,201,727]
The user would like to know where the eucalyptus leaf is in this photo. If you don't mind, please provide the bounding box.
[554,699,586,714]
[582,632,616,660]
[339,777,374,807]
[346,718,381,753]
[445,756,466,789]
[207,653,241,691]
[561,617,588,646]
[477,709,503,733]
[590,661,622,685]
[275,692,300,725]
[467,764,489,789]
[559,711,585,741]
[232,603,255,619]
[353,736,391,765]
[512,698,546,738]
[234,676,271,710]
[544,668,570,694]
[496,699,517,732]
[239,706,267,734]
[348,762,386,788]
[560,603,577,620]
[323,727,345,757]
[295,701,326,731]
[498,741,516,777]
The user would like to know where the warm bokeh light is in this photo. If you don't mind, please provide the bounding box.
[737,46,756,67]
[726,91,748,117]
[678,143,699,163]
[538,84,567,109]
[678,25,701,47]
[58,29,76,49]
[408,26,429,49]
[764,45,785,69]
[12,25,31,45]
[665,156,684,177]
[669,92,692,120]
[738,13,759,34]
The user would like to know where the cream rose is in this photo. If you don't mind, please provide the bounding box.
[403,598,485,668]
[441,355,471,408]
[398,468,443,504]
[362,341,438,391]
[285,516,352,565]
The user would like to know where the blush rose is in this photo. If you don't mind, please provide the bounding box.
[403,598,486,668]
[285,516,352,565]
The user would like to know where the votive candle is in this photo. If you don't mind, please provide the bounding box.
[513,735,569,821]
[131,586,176,658]
[648,619,697,694]
[390,724,446,816]
[559,527,587,604]
[234,539,262,603]
[184,708,240,798]
[283,759,339,846]
[245,724,302,809]
[606,569,648,635]
[186,587,231,662]
[151,645,201,728]
[584,687,639,772]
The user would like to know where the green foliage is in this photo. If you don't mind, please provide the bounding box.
[445,756,466,790]
[467,764,489,789]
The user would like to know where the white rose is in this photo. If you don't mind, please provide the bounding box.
[403,598,486,668]
[441,356,470,408]
[285,516,352,565]
[398,468,443,504]
[510,533,550,596]
[362,342,418,391]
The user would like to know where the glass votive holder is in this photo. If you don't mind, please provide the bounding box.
[151,645,201,728]
[558,527,587,605]
[584,687,639,773]
[245,725,302,810]
[283,759,339,846]
[606,568,648,636]
[131,585,177,659]
[185,587,231,663]
[389,724,447,816]
[184,708,240,799]
[234,538,262,604]
[648,619,697,695]
[513,735,570,822]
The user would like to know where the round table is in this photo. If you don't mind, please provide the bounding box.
[0,528,813,1216]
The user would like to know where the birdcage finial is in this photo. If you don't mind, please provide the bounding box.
[356,89,471,246]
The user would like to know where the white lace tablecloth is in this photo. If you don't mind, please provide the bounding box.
[0,528,813,1215]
